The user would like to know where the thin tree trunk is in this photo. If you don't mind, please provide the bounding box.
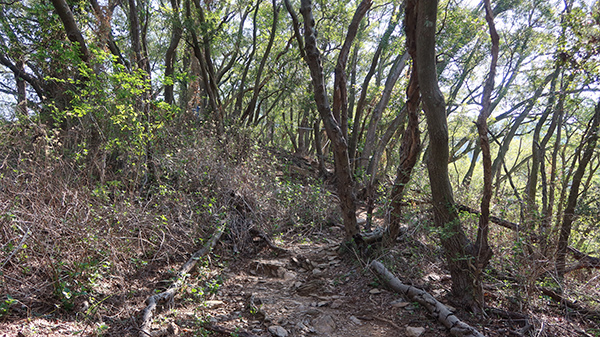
[241,0,279,125]
[16,59,26,117]
[556,102,600,279]
[300,0,372,240]
[164,0,182,105]
[387,2,421,242]
[348,8,400,167]
[472,0,498,306]
[360,52,410,174]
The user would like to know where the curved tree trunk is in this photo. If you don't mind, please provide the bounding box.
[415,0,476,309]
[556,102,600,279]
[387,2,421,243]
[300,0,371,240]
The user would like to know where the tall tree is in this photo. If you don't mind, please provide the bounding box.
[300,0,372,240]
[415,0,478,309]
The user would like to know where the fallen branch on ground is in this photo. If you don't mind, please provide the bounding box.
[458,205,600,273]
[370,260,485,337]
[138,224,225,337]
[566,247,600,272]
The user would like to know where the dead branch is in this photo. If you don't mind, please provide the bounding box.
[249,227,291,255]
[566,247,600,272]
[458,205,600,273]
[138,224,225,337]
[370,261,485,337]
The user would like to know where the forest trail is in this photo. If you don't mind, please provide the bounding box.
[0,221,453,337]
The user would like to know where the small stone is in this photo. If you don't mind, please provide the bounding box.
[369,288,382,294]
[331,299,343,309]
[349,315,362,325]
[390,300,410,308]
[312,268,323,276]
[316,301,328,307]
[268,325,288,337]
[283,271,296,281]
[406,326,425,337]
[312,314,337,334]
[204,300,224,308]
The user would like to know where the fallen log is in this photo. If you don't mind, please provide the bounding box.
[458,205,600,273]
[139,224,225,337]
[370,260,485,337]
[566,247,600,272]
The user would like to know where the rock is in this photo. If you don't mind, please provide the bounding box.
[369,288,382,294]
[390,299,410,308]
[312,268,323,276]
[204,300,224,308]
[406,326,425,337]
[268,325,288,337]
[349,315,362,325]
[312,314,336,334]
[283,271,296,281]
[331,299,343,309]
[316,301,328,307]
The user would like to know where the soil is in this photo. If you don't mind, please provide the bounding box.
[1,218,598,337]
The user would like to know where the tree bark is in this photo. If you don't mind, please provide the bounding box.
[555,102,600,279]
[387,1,421,242]
[415,0,476,309]
[348,9,400,168]
[51,0,90,63]
[471,0,498,306]
[164,0,182,105]
[371,261,485,337]
[241,0,279,125]
[360,51,410,175]
[300,0,372,240]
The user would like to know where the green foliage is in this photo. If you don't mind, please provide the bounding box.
[0,295,17,318]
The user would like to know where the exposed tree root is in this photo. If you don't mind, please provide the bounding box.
[486,307,533,336]
[138,224,225,337]
[538,287,600,318]
[249,227,291,255]
[370,260,485,337]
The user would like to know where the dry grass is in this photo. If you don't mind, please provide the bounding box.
[0,121,338,330]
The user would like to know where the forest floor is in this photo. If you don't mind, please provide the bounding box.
[1,138,599,337]
[2,208,599,337]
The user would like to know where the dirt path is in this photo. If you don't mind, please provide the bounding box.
[166,227,449,337]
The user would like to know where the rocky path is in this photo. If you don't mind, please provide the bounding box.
[169,233,445,337]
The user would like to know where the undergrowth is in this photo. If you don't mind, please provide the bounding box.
[0,120,338,323]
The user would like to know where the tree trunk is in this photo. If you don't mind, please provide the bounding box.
[300,0,372,240]
[164,0,182,105]
[387,3,421,242]
[556,102,600,279]
[472,0,498,306]
[241,0,279,126]
[415,0,476,309]
[360,52,410,175]
[16,59,26,117]
[51,0,90,63]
